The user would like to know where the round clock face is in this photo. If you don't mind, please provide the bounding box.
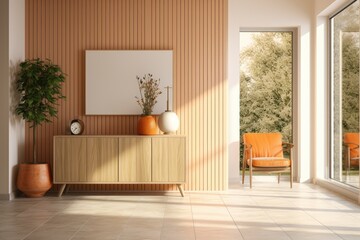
[70,120,83,135]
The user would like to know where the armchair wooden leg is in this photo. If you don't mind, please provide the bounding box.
[249,165,253,188]
[242,161,245,184]
[290,166,293,188]
[278,173,281,184]
[347,148,351,173]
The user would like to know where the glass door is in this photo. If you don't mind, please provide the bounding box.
[330,0,360,188]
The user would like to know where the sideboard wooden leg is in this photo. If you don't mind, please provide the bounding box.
[64,184,70,194]
[58,184,66,197]
[177,184,184,197]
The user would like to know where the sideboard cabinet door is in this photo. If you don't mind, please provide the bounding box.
[54,137,87,182]
[119,137,151,182]
[152,137,186,182]
[86,137,119,182]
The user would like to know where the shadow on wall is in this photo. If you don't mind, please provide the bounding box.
[9,60,25,194]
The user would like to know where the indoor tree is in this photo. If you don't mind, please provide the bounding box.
[16,58,66,163]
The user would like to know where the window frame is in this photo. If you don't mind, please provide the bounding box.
[328,0,359,185]
[239,29,298,177]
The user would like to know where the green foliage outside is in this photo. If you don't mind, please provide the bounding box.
[332,1,360,134]
[341,34,359,132]
[240,32,293,145]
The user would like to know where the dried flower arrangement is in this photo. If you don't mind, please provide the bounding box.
[135,73,162,115]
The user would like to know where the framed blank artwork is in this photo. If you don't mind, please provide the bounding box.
[85,50,173,115]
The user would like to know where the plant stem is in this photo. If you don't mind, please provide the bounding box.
[137,77,144,102]
[166,86,169,111]
[33,123,37,164]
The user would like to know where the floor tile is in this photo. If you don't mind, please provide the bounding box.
[0,182,359,240]
[23,229,76,240]
[195,228,244,240]
[160,227,195,240]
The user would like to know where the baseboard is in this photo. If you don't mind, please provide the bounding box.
[0,191,16,200]
[316,178,359,203]
[297,177,312,183]
[228,177,241,183]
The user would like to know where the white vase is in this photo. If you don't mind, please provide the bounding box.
[158,111,179,134]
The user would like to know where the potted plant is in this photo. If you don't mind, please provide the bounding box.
[16,58,65,197]
[135,73,162,135]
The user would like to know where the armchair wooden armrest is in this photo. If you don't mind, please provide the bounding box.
[241,142,252,149]
[282,142,294,154]
[282,142,294,148]
[343,142,360,149]
[240,142,253,168]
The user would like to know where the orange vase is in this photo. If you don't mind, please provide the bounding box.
[17,163,52,198]
[137,115,158,135]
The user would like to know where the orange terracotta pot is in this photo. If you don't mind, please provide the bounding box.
[17,163,52,198]
[137,115,158,135]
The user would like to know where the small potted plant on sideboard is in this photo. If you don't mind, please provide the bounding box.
[16,58,65,197]
[135,73,162,135]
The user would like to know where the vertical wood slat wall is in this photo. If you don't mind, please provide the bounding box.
[25,0,228,191]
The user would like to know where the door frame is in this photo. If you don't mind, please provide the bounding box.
[234,27,299,181]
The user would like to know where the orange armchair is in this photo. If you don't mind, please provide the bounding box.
[241,133,294,188]
[343,133,360,170]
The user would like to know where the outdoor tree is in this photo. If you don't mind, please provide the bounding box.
[240,32,293,145]
[341,34,359,132]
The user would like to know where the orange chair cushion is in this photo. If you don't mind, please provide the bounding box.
[247,157,291,168]
[350,159,359,167]
[344,133,360,159]
[243,133,284,158]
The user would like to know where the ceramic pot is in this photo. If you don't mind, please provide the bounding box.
[17,163,52,198]
[158,111,179,134]
[137,115,158,135]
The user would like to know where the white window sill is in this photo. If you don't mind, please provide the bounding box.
[315,178,359,204]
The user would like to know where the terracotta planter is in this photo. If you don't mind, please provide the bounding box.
[137,115,158,135]
[17,163,52,198]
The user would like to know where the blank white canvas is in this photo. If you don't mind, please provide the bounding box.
[85,50,173,115]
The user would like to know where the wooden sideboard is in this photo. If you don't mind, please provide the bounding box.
[53,135,186,196]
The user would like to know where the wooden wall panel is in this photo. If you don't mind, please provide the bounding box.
[25,0,228,191]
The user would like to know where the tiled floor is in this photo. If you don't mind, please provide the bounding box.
[1,178,360,240]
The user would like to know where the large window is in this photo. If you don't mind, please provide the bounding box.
[240,31,293,169]
[330,0,360,188]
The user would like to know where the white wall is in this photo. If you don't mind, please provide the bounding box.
[228,0,314,182]
[0,0,25,200]
[313,0,337,181]
[9,0,25,198]
[315,0,342,15]
[0,0,10,198]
